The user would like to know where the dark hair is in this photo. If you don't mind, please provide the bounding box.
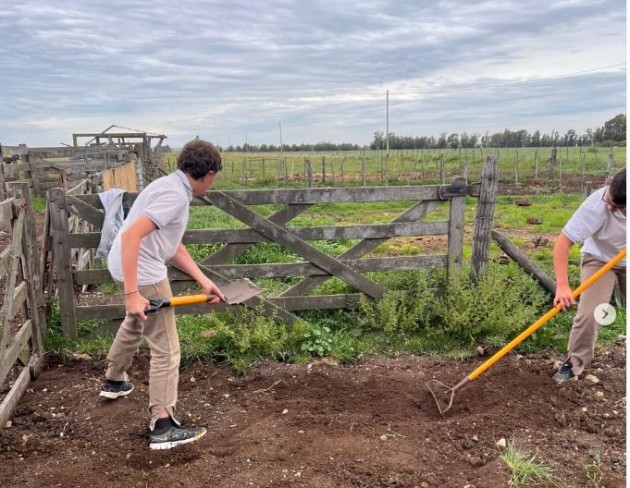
[609,167,626,206]
[177,139,222,179]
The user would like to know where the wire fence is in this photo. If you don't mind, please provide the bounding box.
[162,146,625,190]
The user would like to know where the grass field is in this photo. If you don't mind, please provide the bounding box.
[163,146,625,189]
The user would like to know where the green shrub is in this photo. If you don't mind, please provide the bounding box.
[300,325,333,356]
[430,264,548,346]
[358,264,549,348]
[358,271,437,335]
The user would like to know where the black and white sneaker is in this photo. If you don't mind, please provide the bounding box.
[149,425,207,450]
[99,380,135,399]
[552,361,577,382]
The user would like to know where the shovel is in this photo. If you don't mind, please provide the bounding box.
[145,278,263,314]
[427,248,626,415]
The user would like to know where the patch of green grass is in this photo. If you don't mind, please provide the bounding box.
[45,302,112,358]
[500,441,555,487]
[185,147,626,188]
[98,282,119,295]
[31,195,47,213]
[492,194,584,233]
[583,450,604,488]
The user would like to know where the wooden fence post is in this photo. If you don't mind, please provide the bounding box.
[549,147,557,176]
[48,187,78,338]
[361,153,367,186]
[471,156,499,277]
[9,183,46,347]
[491,230,556,295]
[0,161,5,201]
[447,176,467,275]
[305,159,313,188]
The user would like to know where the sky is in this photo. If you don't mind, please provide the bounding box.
[0,0,626,149]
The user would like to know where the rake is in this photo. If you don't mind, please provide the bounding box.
[427,248,626,415]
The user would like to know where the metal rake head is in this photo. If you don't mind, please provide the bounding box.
[426,379,457,416]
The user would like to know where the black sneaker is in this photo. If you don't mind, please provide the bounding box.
[99,380,134,399]
[149,425,207,450]
[552,361,577,382]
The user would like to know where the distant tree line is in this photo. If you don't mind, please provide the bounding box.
[218,113,625,152]
[223,141,362,153]
[370,114,626,150]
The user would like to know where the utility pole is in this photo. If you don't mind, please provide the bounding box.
[279,121,283,157]
[385,90,389,156]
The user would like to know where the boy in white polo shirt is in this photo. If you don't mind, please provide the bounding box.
[552,167,626,382]
[101,139,226,449]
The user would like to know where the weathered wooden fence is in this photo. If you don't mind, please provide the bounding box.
[0,145,147,196]
[42,178,97,307]
[0,183,46,427]
[48,179,468,338]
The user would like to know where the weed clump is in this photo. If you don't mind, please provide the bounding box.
[359,264,549,349]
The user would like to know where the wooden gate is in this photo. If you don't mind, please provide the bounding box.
[48,180,467,338]
[0,183,46,427]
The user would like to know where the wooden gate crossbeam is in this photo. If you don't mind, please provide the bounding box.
[200,202,312,265]
[281,200,441,297]
[65,220,447,250]
[74,255,448,285]
[65,196,105,226]
[203,192,385,300]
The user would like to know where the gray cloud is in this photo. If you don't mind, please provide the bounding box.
[0,0,625,147]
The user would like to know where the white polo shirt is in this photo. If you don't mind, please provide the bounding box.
[108,170,193,284]
[562,186,626,267]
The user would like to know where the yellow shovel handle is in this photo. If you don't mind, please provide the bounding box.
[468,248,626,381]
[169,294,216,307]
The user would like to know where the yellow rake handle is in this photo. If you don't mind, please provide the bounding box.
[467,248,626,381]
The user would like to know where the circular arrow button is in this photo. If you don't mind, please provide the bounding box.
[594,303,616,326]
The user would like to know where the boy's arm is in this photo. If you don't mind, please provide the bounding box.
[120,215,157,320]
[171,244,226,303]
[553,232,576,310]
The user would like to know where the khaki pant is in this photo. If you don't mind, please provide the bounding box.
[568,254,626,376]
[105,278,180,430]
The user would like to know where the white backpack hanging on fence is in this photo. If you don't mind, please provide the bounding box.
[96,188,126,259]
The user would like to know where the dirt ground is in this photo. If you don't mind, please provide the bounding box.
[0,337,625,488]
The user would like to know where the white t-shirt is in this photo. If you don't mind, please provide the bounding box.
[108,170,193,284]
[562,186,626,267]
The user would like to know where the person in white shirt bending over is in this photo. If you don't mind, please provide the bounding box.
[552,167,625,382]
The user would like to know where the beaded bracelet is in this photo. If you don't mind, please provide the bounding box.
[124,290,139,296]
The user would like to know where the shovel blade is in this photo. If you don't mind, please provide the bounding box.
[222,279,263,305]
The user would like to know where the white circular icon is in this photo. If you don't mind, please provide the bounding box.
[594,303,616,326]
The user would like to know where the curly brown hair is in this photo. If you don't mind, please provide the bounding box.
[609,167,626,206]
[177,139,222,180]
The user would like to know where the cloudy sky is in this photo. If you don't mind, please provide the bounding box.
[0,0,625,148]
